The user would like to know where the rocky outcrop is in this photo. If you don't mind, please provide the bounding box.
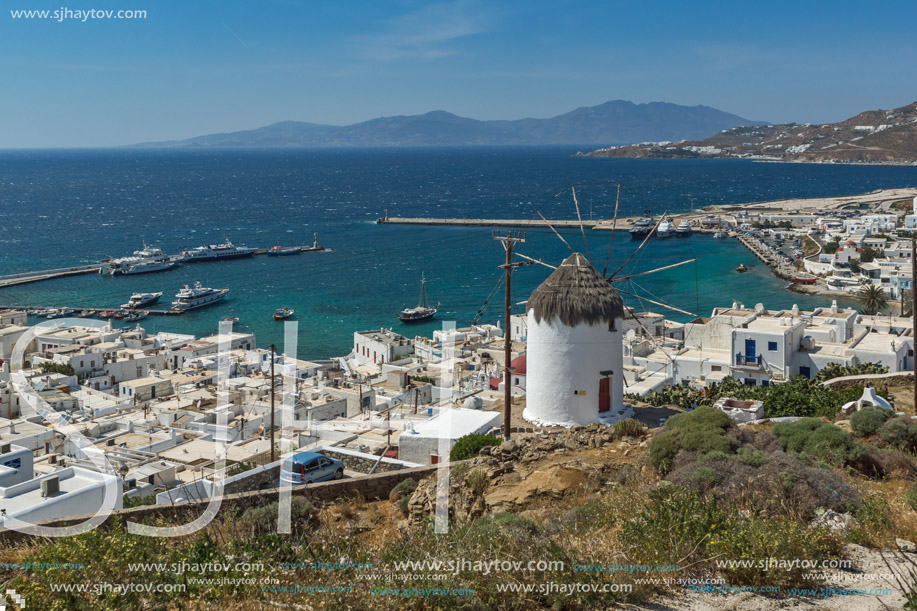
[407,423,648,524]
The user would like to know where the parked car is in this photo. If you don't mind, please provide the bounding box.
[280,451,344,485]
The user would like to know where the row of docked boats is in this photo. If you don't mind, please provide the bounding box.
[628,218,693,239]
[100,240,256,276]
[99,234,324,276]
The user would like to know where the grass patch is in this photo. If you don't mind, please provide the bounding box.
[614,417,645,438]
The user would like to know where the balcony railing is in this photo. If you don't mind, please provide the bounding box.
[735,353,762,366]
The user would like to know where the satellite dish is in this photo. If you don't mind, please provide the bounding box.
[625,329,636,341]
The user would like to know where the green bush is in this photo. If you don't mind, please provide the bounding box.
[735,447,770,467]
[390,477,417,501]
[613,417,645,437]
[619,486,842,587]
[815,362,888,382]
[633,376,878,420]
[648,406,736,474]
[450,433,501,461]
[122,495,156,508]
[711,514,843,586]
[698,450,730,463]
[773,418,866,467]
[851,406,894,437]
[879,418,917,452]
[38,361,76,376]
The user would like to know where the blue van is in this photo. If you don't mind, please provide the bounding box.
[280,452,344,485]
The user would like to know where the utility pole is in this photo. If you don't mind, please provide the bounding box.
[270,344,276,462]
[911,238,917,412]
[493,230,526,441]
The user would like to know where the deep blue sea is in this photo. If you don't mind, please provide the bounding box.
[1,147,916,358]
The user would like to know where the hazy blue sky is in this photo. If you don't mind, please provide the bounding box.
[2,0,915,147]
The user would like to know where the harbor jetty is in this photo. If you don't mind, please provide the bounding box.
[376,215,646,231]
[0,241,326,289]
[0,264,102,288]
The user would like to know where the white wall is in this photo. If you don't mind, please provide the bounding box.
[523,312,623,427]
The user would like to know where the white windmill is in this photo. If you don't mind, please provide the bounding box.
[519,183,697,427]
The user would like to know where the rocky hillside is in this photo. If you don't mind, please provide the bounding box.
[583,101,917,164]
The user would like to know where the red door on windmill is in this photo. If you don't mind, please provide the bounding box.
[598,377,610,412]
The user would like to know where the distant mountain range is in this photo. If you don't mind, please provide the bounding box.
[129,101,762,148]
[584,101,917,164]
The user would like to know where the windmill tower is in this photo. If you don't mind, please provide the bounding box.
[524,253,626,426]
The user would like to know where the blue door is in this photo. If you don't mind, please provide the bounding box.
[745,339,756,361]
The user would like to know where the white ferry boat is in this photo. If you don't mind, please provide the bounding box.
[180,239,256,263]
[171,282,229,311]
[675,220,692,236]
[100,244,178,276]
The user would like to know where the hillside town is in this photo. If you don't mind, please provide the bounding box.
[1,244,914,529]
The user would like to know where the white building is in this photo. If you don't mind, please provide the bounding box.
[398,407,501,465]
[904,196,917,231]
[352,329,414,368]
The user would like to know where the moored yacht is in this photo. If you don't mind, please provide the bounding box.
[656,219,674,238]
[628,218,654,239]
[121,292,162,310]
[675,220,692,237]
[100,244,178,276]
[171,282,229,311]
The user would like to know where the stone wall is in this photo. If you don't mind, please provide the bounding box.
[322,448,406,474]
[821,372,914,390]
[0,464,441,545]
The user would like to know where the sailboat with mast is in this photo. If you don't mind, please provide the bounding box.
[398,273,439,323]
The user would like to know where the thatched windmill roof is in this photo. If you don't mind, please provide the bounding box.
[528,253,624,327]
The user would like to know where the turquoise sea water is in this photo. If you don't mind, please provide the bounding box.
[0,148,915,358]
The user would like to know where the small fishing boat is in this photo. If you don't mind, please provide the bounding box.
[794,274,817,285]
[274,308,295,321]
[112,310,128,319]
[223,308,239,323]
[267,245,301,257]
[398,273,439,323]
[736,264,748,273]
[46,308,73,319]
[713,232,726,239]
[124,310,148,322]
[99,310,118,318]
